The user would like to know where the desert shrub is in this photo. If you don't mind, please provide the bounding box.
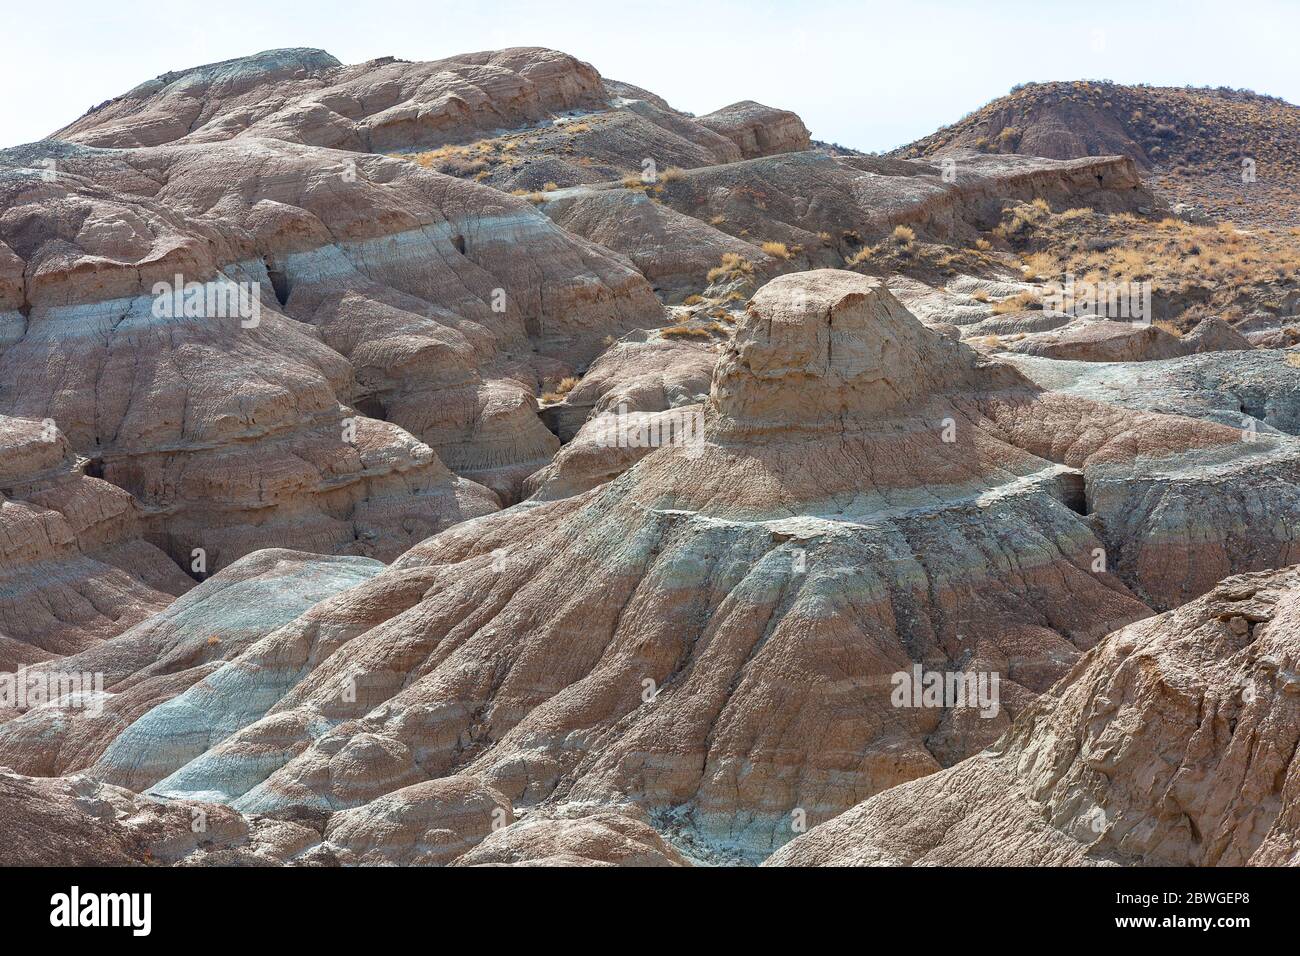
[539,375,580,404]
[707,253,754,283]
[846,245,879,265]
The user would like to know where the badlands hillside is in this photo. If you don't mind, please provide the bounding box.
[1,46,1298,867]
[898,79,1300,227]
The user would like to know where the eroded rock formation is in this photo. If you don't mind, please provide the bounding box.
[6,43,1298,870]
[769,565,1300,866]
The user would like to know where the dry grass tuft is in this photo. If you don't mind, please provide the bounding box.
[991,291,1041,314]
[661,325,714,340]
[846,244,880,266]
[707,253,755,283]
[539,375,580,404]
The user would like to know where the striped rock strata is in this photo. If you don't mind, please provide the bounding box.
[0,133,661,573]
[768,565,1300,867]
[7,270,1284,864]
[0,415,191,670]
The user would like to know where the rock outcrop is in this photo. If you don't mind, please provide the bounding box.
[56,48,607,153]
[1001,316,1255,363]
[769,565,1300,866]
[0,415,191,670]
[8,42,1299,870]
[0,129,664,569]
[895,80,1300,227]
[12,270,1294,864]
[698,101,812,159]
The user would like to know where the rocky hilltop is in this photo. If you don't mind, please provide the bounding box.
[2,46,1299,868]
[897,80,1300,227]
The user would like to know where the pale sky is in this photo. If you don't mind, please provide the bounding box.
[4,0,1297,153]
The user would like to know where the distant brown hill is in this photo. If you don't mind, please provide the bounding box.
[895,80,1300,227]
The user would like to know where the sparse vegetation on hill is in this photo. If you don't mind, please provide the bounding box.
[897,80,1300,227]
[997,203,1300,327]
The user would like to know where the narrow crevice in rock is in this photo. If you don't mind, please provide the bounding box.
[1056,469,1091,516]
[263,255,291,308]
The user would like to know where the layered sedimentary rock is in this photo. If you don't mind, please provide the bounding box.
[895,80,1300,227]
[698,101,812,159]
[1001,316,1253,363]
[1004,347,1300,437]
[541,188,778,297]
[56,48,607,153]
[0,415,191,670]
[536,150,1154,299]
[12,271,1279,862]
[540,334,718,442]
[656,151,1150,257]
[0,765,519,866]
[7,270,1298,864]
[454,805,690,866]
[9,43,1299,869]
[55,47,804,196]
[0,766,687,866]
[0,549,383,779]
[0,128,663,568]
[769,565,1300,866]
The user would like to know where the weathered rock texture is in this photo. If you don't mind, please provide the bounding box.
[697,101,812,159]
[0,128,665,569]
[532,150,1154,299]
[7,43,1299,869]
[769,565,1300,866]
[8,271,1295,865]
[0,415,191,670]
[56,48,605,152]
